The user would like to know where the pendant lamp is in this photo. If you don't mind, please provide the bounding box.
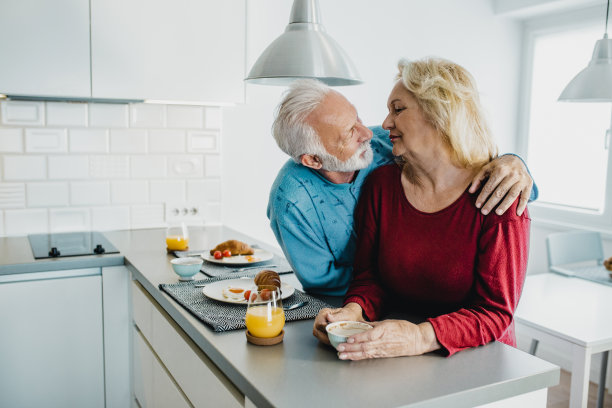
[558,0,612,102]
[244,0,362,86]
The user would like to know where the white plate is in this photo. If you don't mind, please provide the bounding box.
[202,278,294,304]
[201,248,273,265]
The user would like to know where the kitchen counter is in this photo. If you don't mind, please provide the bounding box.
[102,226,559,408]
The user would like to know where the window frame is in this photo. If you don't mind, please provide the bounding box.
[518,5,612,232]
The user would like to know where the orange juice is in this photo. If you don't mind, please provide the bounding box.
[166,235,189,251]
[245,306,285,338]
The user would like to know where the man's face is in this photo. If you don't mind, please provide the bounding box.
[306,92,373,171]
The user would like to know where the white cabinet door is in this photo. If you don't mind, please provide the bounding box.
[91,0,245,103]
[0,0,91,98]
[0,269,105,408]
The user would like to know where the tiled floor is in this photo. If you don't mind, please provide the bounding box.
[548,370,612,408]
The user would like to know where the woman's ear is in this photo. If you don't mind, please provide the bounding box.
[300,154,323,170]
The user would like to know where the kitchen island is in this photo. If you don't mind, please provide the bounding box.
[0,227,559,407]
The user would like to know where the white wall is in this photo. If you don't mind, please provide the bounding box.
[222,0,523,247]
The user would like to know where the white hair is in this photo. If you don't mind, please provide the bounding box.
[272,79,332,162]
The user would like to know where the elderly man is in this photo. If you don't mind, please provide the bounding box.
[267,79,536,296]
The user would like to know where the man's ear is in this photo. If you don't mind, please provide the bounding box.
[300,154,323,170]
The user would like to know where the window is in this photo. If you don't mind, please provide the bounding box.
[520,9,612,230]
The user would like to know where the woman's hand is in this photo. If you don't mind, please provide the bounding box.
[468,154,533,217]
[313,302,364,345]
[336,320,441,360]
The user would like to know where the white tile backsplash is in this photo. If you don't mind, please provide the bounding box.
[89,103,128,128]
[0,100,224,236]
[4,209,48,235]
[3,156,47,180]
[49,208,91,232]
[27,182,69,207]
[149,129,186,153]
[167,155,203,178]
[46,102,88,127]
[71,181,110,205]
[1,101,44,126]
[48,156,89,179]
[92,206,130,231]
[167,105,204,129]
[0,183,26,208]
[111,180,148,204]
[25,128,68,153]
[70,129,108,153]
[0,128,24,152]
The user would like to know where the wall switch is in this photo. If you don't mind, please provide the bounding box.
[164,201,205,225]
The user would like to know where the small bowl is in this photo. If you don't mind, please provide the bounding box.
[170,257,203,281]
[325,321,373,350]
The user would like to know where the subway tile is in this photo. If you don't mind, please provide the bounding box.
[89,155,129,178]
[111,180,148,204]
[130,204,165,229]
[89,103,128,128]
[48,156,89,179]
[92,206,130,231]
[110,129,147,153]
[3,156,47,180]
[25,128,68,153]
[131,155,167,178]
[70,181,110,205]
[4,209,48,235]
[46,102,87,127]
[0,101,44,126]
[167,105,204,129]
[204,107,221,129]
[0,183,26,209]
[0,128,24,152]
[149,129,186,153]
[49,208,91,232]
[70,129,108,153]
[130,104,165,128]
[188,131,218,152]
[167,155,203,178]
[187,180,221,203]
[204,155,221,177]
[149,180,185,203]
[27,182,69,207]
[204,203,222,225]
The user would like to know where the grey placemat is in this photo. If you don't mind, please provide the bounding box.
[173,250,292,278]
[159,275,332,332]
[553,265,612,287]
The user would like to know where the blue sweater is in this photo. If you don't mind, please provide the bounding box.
[267,126,537,295]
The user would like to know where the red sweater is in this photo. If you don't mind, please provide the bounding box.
[344,164,530,356]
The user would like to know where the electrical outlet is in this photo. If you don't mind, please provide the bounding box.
[164,201,205,225]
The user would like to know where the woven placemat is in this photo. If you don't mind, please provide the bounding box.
[173,250,292,278]
[159,275,332,332]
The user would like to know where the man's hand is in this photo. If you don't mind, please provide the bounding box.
[313,303,364,345]
[468,155,533,216]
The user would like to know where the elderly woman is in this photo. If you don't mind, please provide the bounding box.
[313,57,530,359]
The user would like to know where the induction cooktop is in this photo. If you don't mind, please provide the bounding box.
[28,231,120,259]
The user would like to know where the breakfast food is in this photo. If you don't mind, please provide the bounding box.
[254,270,281,290]
[222,286,246,301]
[604,256,612,271]
[210,240,254,256]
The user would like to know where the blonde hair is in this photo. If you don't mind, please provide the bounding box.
[396,57,497,168]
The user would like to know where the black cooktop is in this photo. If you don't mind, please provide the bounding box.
[28,231,120,259]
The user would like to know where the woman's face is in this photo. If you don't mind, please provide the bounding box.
[382,81,440,158]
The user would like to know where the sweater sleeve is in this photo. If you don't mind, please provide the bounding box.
[343,173,387,320]
[427,206,530,356]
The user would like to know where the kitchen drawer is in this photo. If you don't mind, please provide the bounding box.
[131,281,244,408]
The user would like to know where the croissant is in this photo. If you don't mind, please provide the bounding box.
[210,240,254,256]
[254,270,281,290]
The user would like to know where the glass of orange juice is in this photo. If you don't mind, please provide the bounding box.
[165,221,189,251]
[245,286,285,339]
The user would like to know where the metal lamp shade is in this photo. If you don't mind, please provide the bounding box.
[245,0,362,86]
[558,37,612,102]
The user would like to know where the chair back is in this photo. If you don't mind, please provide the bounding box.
[546,230,604,268]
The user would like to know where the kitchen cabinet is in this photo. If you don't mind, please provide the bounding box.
[0,0,91,98]
[91,0,245,104]
[0,268,105,408]
[131,279,244,408]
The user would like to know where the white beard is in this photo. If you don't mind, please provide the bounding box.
[318,142,374,172]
